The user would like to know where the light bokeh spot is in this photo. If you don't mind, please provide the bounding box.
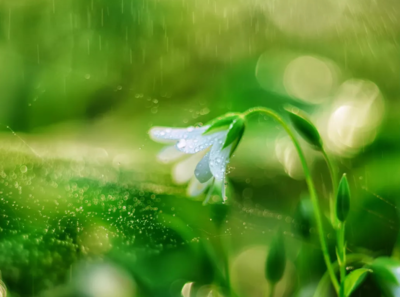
[283,56,337,104]
[325,79,385,155]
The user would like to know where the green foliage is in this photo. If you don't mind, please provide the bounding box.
[336,174,351,222]
[285,106,323,150]
[203,113,245,154]
[203,114,241,134]
[223,117,245,149]
[265,231,286,284]
[368,257,400,297]
[0,0,399,295]
[343,268,370,297]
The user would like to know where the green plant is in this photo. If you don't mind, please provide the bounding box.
[149,106,400,297]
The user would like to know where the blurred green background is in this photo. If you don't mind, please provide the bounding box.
[0,0,400,296]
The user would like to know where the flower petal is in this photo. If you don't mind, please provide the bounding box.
[176,130,227,154]
[149,126,209,144]
[157,145,185,164]
[194,152,213,183]
[202,180,215,205]
[209,134,232,181]
[213,175,227,202]
[187,177,212,197]
[172,151,206,184]
[221,175,227,202]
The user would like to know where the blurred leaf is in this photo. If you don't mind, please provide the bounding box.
[293,197,314,239]
[370,257,400,284]
[210,203,229,230]
[158,213,197,244]
[370,257,400,297]
[285,106,323,150]
[343,268,370,297]
[265,230,286,284]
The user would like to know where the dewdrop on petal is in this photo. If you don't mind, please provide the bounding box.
[149,113,245,203]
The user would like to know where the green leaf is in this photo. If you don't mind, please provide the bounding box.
[265,230,286,284]
[203,113,240,135]
[229,125,245,156]
[336,174,351,222]
[343,268,370,296]
[285,106,323,150]
[223,117,245,149]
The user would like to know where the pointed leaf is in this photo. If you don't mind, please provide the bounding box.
[344,268,370,296]
[336,174,351,222]
[285,106,323,150]
[203,113,240,135]
[223,117,245,149]
[265,230,286,284]
[229,124,245,156]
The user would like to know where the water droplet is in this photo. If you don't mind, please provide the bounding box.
[177,140,187,149]
[20,165,28,173]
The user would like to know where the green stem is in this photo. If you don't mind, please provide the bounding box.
[243,107,340,293]
[321,149,338,228]
[215,222,236,297]
[322,148,346,297]
[222,243,232,295]
[269,283,275,297]
[337,223,346,297]
[322,149,338,197]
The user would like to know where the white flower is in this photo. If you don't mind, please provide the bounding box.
[149,115,245,203]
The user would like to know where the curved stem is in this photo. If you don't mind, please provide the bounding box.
[322,149,338,197]
[243,107,340,293]
[322,149,338,227]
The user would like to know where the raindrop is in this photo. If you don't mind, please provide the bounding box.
[20,165,28,173]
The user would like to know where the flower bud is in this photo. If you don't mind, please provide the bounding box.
[265,230,286,284]
[285,106,323,150]
[336,174,350,222]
